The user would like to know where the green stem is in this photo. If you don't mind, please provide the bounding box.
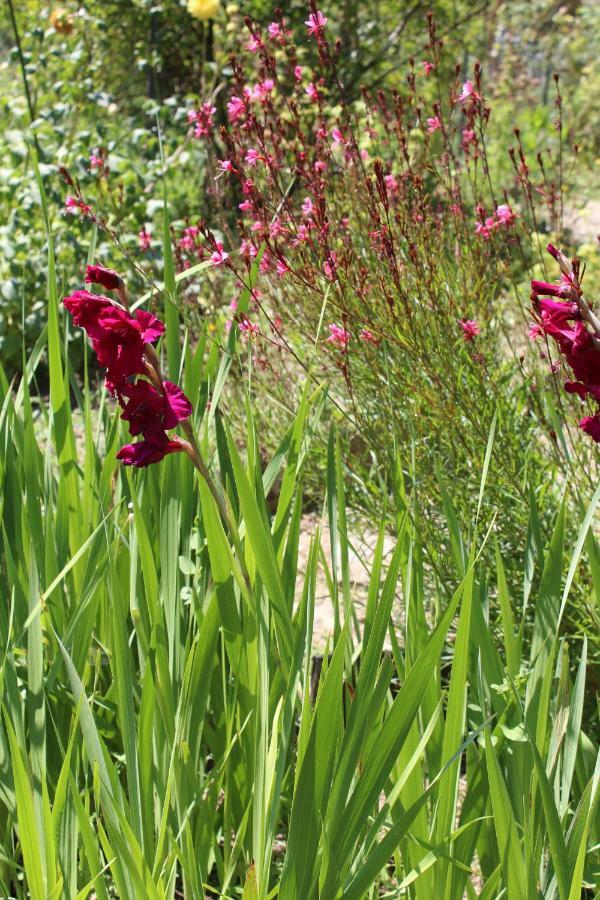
[6,0,42,159]
[180,419,253,593]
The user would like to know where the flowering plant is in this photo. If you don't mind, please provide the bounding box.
[530,245,600,442]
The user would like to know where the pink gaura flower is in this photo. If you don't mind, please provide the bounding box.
[255,78,275,100]
[360,329,378,344]
[65,196,92,217]
[301,197,314,217]
[426,115,441,133]
[238,317,260,336]
[239,199,253,212]
[89,149,103,170]
[267,22,281,38]
[305,10,327,37]
[460,319,481,341]
[385,174,398,195]
[294,65,303,82]
[331,127,345,145]
[210,242,229,267]
[326,323,350,348]
[461,129,476,151]
[218,159,234,173]
[496,204,516,226]
[268,218,284,238]
[422,60,434,75]
[240,238,258,259]
[246,35,262,53]
[457,80,481,104]
[188,102,217,139]
[227,96,245,123]
[306,82,319,102]
[323,253,337,280]
[260,252,273,273]
[276,259,290,278]
[139,228,152,251]
[245,148,263,166]
[293,223,312,245]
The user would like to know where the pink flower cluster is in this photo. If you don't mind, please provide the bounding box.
[326,323,350,347]
[474,204,517,239]
[64,265,192,465]
[531,245,600,442]
[460,319,481,341]
[188,102,217,139]
[305,10,327,38]
[65,196,92,217]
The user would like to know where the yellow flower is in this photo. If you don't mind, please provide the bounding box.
[187,0,220,20]
[49,8,74,34]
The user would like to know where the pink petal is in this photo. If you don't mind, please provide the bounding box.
[135,309,165,343]
[163,381,193,428]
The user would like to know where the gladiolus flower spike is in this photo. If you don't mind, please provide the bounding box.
[530,246,600,443]
[64,266,193,466]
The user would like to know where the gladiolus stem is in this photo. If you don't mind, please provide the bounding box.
[180,418,253,592]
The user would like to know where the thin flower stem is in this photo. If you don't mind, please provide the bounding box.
[180,418,253,593]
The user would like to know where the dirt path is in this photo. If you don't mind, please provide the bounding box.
[295,513,402,652]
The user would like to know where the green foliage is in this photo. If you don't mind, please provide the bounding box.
[0,180,598,896]
[0,5,599,893]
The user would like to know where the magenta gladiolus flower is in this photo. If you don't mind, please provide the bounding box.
[117,431,186,467]
[530,244,600,443]
[580,414,600,443]
[118,379,192,436]
[85,264,122,292]
[64,267,192,467]
[531,280,574,300]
